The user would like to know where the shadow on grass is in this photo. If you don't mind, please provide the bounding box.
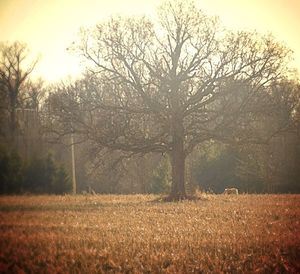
[0,194,216,212]
[0,202,115,212]
[150,194,213,203]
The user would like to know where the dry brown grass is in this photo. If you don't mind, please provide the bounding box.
[0,194,299,273]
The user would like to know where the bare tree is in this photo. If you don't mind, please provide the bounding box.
[58,1,292,199]
[0,41,38,146]
[21,78,45,111]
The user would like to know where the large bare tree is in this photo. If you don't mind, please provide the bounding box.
[55,1,292,199]
[0,41,38,146]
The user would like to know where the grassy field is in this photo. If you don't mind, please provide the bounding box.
[0,194,299,273]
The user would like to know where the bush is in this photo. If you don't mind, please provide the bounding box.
[0,147,24,194]
[0,148,71,195]
[24,153,71,194]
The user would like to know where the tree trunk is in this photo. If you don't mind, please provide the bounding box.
[169,117,187,200]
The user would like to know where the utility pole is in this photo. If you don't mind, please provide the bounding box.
[71,132,77,194]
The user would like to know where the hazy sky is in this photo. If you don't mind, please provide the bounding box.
[1,0,299,82]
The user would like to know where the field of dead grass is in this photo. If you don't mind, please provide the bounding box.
[0,194,299,273]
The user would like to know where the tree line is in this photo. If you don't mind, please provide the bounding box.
[1,0,300,198]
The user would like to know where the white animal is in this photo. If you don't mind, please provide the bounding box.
[223,188,239,195]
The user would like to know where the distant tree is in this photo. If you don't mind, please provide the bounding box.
[52,165,71,194]
[24,156,46,192]
[193,143,264,193]
[0,146,24,194]
[55,1,292,200]
[193,143,237,193]
[146,156,171,194]
[17,79,46,161]
[252,79,300,192]
[21,78,45,111]
[194,78,300,194]
[23,153,71,194]
[0,41,38,146]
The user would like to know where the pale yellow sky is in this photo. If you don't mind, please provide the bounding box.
[0,0,299,82]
